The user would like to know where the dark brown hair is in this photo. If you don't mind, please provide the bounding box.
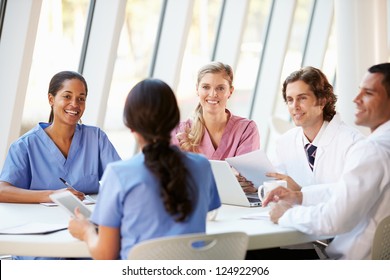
[282,66,337,122]
[47,71,88,123]
[123,78,195,222]
[368,63,390,98]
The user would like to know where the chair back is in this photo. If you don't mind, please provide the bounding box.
[128,231,248,260]
[372,215,390,260]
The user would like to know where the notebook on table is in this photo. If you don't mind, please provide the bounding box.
[209,160,261,207]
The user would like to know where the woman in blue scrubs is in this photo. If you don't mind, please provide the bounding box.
[68,78,221,259]
[0,71,121,203]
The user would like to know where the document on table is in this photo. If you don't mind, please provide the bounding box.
[241,211,270,220]
[226,149,277,188]
[0,223,67,235]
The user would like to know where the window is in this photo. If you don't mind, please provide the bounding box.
[22,0,90,134]
[176,0,223,121]
[232,0,272,118]
[0,0,6,40]
[274,0,315,122]
[104,0,163,158]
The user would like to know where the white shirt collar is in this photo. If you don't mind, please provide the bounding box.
[302,120,329,146]
[369,119,390,138]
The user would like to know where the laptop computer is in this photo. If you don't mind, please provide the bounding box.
[209,160,261,207]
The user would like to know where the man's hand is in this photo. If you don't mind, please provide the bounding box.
[266,172,301,191]
[269,200,293,224]
[262,186,303,207]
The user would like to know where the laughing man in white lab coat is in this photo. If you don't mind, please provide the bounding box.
[263,62,390,259]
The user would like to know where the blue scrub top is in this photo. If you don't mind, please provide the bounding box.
[0,123,121,194]
[91,149,221,259]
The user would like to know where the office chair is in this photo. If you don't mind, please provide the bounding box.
[0,255,12,260]
[128,231,249,260]
[313,215,390,260]
[372,215,390,260]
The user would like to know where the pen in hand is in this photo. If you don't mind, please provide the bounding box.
[59,178,95,203]
[59,177,77,191]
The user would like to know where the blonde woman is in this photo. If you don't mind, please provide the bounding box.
[172,62,260,191]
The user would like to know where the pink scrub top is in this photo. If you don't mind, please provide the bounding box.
[171,110,260,160]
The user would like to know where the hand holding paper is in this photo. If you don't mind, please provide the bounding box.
[226,149,277,188]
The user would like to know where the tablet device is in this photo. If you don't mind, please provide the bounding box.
[50,191,92,218]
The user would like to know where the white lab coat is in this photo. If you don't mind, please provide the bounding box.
[273,113,364,187]
[279,120,390,259]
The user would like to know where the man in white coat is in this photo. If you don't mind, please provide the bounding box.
[245,67,364,259]
[263,62,390,259]
[269,66,363,190]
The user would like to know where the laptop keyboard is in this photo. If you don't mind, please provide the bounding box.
[247,197,261,203]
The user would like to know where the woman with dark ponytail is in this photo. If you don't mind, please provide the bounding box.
[68,78,221,260]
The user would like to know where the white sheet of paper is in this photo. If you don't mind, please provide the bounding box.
[226,149,277,188]
[0,223,67,235]
[241,211,270,220]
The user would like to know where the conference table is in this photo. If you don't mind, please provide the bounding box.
[0,202,325,258]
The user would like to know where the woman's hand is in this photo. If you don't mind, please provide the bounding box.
[51,188,85,202]
[236,174,257,193]
[66,188,86,201]
[68,208,120,260]
[68,207,95,241]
